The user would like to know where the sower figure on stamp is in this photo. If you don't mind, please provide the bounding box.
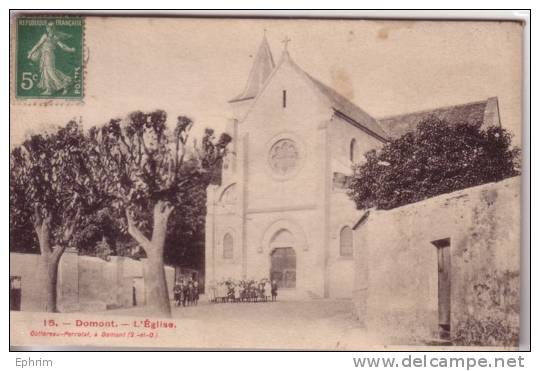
[27,21,75,95]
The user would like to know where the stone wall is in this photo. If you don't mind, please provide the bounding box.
[10,251,175,313]
[353,177,520,346]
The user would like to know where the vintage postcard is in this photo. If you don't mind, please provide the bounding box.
[9,13,524,350]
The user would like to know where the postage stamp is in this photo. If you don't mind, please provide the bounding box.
[15,16,84,100]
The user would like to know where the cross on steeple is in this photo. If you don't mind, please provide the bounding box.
[281,36,291,51]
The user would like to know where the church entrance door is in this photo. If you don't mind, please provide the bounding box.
[270,247,296,289]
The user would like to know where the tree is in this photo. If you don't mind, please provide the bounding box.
[348,117,521,210]
[74,208,135,260]
[10,121,93,312]
[9,164,38,254]
[89,110,230,317]
[163,171,207,268]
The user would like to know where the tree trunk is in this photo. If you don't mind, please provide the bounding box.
[35,238,65,312]
[127,201,173,318]
[36,252,63,312]
[46,258,59,312]
[35,254,51,312]
[34,217,66,313]
[144,247,171,317]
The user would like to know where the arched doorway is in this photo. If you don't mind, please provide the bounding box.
[270,247,296,289]
[262,224,305,291]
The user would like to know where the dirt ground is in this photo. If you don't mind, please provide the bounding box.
[102,297,408,350]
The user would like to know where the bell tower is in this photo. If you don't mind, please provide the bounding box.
[228,33,275,121]
[222,34,276,183]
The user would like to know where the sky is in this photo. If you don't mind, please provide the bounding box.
[10,17,523,145]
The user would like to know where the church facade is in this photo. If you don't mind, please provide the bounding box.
[205,36,502,299]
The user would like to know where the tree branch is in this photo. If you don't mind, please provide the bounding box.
[118,130,135,162]
[33,205,43,232]
[139,132,151,158]
[150,201,174,254]
[50,244,67,265]
[174,130,181,174]
[136,135,143,165]
[33,206,52,255]
[126,209,151,250]
[163,202,174,220]
[62,210,79,243]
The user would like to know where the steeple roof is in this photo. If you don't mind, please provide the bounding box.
[229,35,275,103]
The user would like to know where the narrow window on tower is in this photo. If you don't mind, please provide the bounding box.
[282,90,287,108]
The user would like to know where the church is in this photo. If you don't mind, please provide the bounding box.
[204,35,502,299]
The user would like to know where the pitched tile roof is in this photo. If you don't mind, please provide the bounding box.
[231,37,500,144]
[378,98,497,139]
[303,73,389,141]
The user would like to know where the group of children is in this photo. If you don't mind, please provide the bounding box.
[173,280,200,307]
[208,278,278,303]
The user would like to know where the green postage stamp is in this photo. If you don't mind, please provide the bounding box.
[15,17,84,100]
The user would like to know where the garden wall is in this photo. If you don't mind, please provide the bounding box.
[10,250,175,313]
[353,177,520,346]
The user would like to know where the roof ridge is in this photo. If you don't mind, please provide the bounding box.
[309,75,373,117]
[296,68,388,140]
[378,97,494,121]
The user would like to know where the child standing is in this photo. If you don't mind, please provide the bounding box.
[174,283,181,306]
[271,280,278,302]
[193,281,199,306]
[187,281,194,306]
[264,280,271,302]
[182,280,189,307]
[234,284,241,303]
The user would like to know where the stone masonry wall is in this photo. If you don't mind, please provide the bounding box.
[353,177,520,346]
[10,252,175,313]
